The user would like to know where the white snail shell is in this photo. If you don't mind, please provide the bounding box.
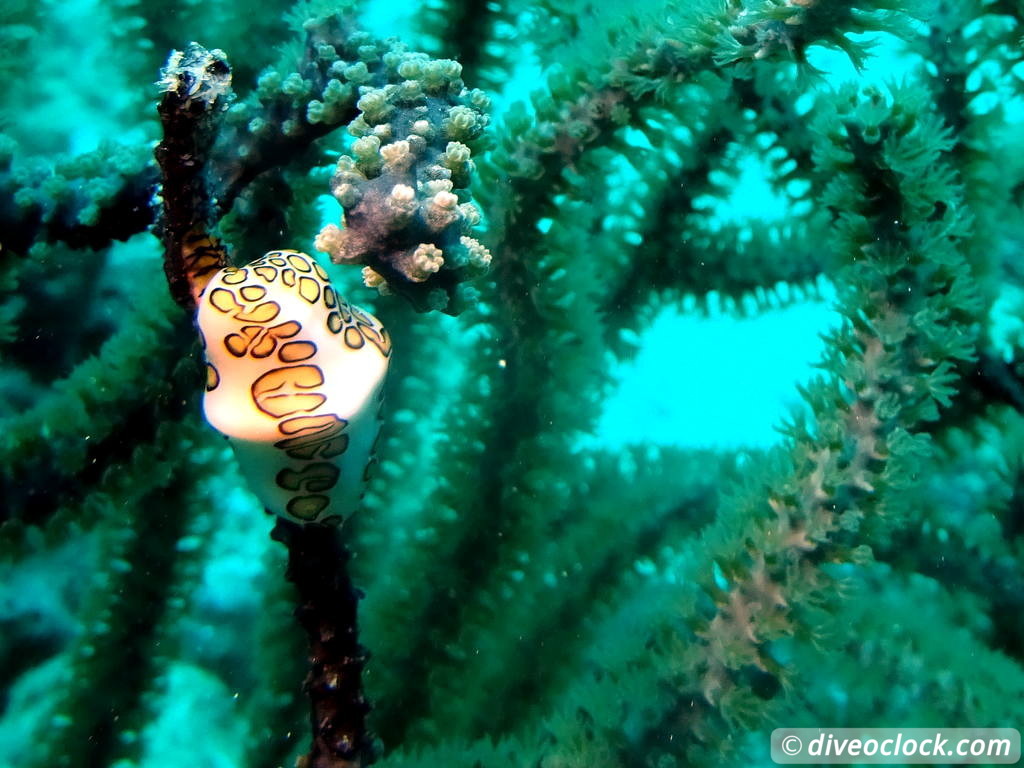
[196,250,391,525]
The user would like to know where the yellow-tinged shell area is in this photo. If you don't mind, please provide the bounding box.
[197,250,391,525]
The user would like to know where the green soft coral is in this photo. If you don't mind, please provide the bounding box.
[3,3,1024,768]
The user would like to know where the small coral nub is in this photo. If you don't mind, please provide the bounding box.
[314,51,491,314]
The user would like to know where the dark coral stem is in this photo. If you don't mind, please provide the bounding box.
[271,519,374,768]
[155,43,232,311]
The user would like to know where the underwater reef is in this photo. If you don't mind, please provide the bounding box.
[2,0,1024,765]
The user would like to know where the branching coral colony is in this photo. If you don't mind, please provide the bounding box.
[1,1,1024,767]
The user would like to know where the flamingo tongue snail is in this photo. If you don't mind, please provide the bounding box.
[196,249,391,525]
